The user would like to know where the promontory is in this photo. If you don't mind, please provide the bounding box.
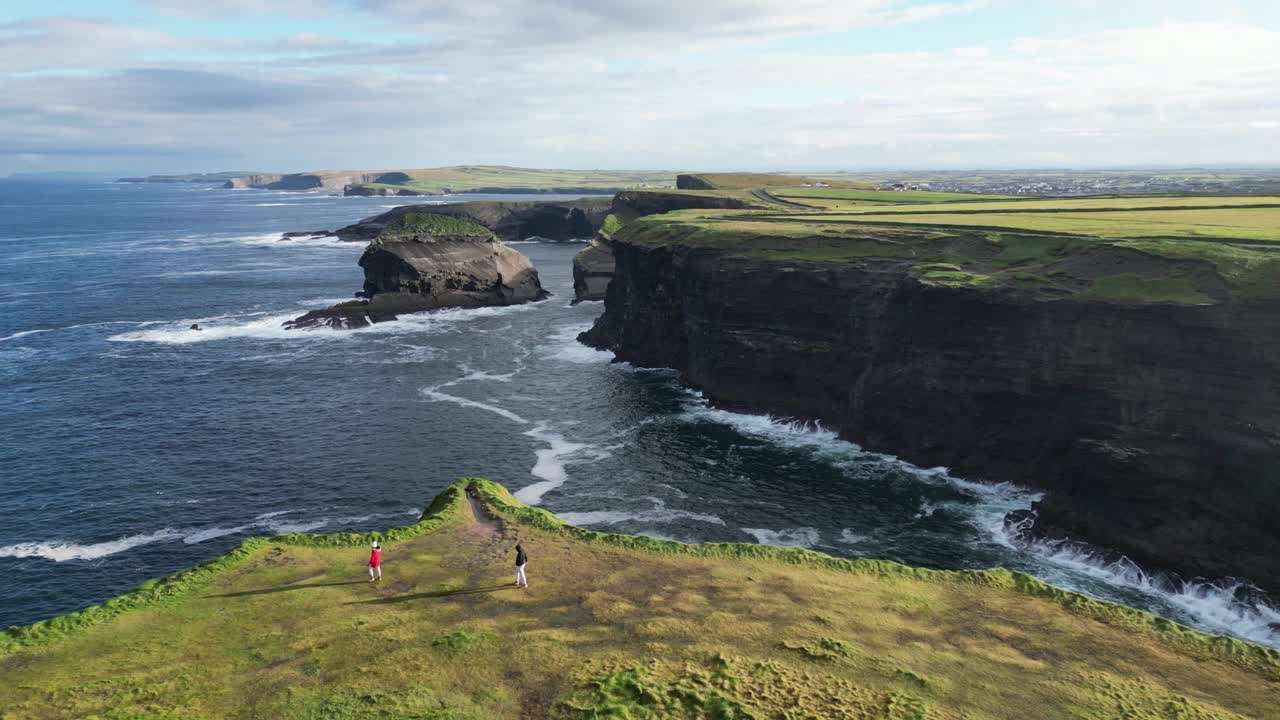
[579,174,1280,594]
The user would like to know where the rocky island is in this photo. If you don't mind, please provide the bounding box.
[286,213,547,330]
[580,175,1280,594]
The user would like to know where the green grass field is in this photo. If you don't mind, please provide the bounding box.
[780,207,1280,242]
[770,187,1013,204]
[2,479,1276,719]
[825,196,1280,214]
[608,189,1280,303]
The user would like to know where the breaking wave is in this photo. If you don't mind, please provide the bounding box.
[107,298,551,345]
[676,388,1280,648]
[994,513,1280,647]
[556,497,725,529]
[741,527,822,548]
[514,423,611,505]
[0,529,183,562]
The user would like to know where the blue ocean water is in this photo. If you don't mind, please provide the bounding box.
[1,179,1276,647]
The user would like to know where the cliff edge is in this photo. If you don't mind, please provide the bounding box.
[3,478,1275,718]
[581,194,1280,593]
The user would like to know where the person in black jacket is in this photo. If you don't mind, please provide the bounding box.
[514,543,528,588]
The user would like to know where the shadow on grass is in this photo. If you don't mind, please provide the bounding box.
[348,584,516,605]
[205,580,369,599]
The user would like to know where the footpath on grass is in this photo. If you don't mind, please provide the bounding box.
[2,478,1277,719]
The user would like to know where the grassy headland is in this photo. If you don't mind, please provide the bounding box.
[603,180,1280,304]
[1,479,1275,719]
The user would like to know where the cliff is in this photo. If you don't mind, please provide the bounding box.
[570,189,757,302]
[334,197,610,243]
[581,213,1280,593]
[224,171,397,191]
[285,213,546,330]
[3,478,1275,718]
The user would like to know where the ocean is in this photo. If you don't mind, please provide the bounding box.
[1,179,1276,647]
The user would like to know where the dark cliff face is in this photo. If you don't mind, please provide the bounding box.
[571,240,615,303]
[582,239,1280,592]
[569,190,751,302]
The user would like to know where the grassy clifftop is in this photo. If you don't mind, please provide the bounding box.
[608,183,1280,304]
[1,479,1275,719]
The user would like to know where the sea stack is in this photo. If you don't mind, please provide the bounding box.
[286,213,547,330]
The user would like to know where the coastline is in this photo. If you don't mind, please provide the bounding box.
[6,477,1277,670]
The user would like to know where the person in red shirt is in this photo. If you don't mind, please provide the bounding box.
[368,541,382,582]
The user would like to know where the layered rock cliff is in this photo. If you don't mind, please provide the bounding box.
[570,190,752,302]
[224,171,399,191]
[286,213,546,330]
[581,233,1280,592]
[334,198,610,243]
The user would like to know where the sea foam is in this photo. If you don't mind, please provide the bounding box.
[0,529,182,562]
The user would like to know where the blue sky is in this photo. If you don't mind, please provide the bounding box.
[2,1,1278,173]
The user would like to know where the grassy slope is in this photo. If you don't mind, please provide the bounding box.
[359,166,678,194]
[380,213,496,240]
[1,479,1276,719]
[772,187,1014,204]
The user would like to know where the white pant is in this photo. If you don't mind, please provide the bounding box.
[369,565,381,579]
[515,563,527,586]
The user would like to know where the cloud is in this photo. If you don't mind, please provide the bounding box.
[0,5,1277,172]
[352,0,991,56]
[146,0,341,17]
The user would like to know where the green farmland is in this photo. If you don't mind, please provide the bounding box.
[601,180,1280,304]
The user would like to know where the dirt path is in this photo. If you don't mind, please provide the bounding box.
[459,489,515,576]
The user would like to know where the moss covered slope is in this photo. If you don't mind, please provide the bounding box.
[1,479,1275,719]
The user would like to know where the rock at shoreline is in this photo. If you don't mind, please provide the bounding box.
[285,213,547,330]
[280,230,334,240]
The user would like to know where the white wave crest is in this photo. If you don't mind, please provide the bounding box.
[545,323,613,364]
[742,527,822,548]
[0,328,54,343]
[556,497,725,529]
[0,529,182,561]
[108,299,549,346]
[264,519,329,534]
[838,530,870,545]
[2,320,163,343]
[182,526,250,544]
[514,423,611,505]
[108,313,308,345]
[993,517,1280,647]
[421,388,529,424]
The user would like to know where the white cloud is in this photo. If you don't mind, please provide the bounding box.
[0,6,1277,172]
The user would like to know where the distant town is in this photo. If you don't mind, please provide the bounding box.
[861,168,1280,196]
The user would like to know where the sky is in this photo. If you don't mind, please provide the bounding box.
[2,0,1278,174]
